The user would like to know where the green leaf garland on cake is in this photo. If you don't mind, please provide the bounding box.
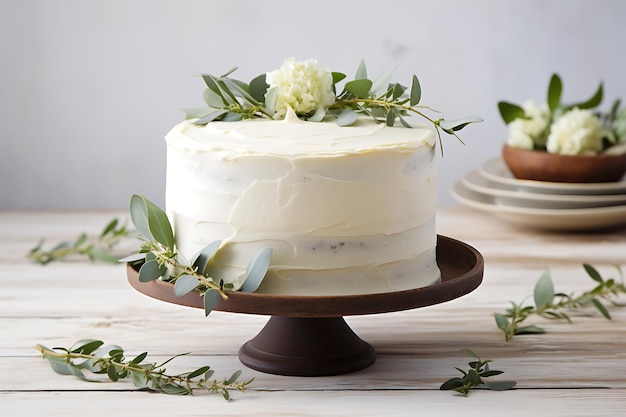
[183,58,482,155]
[122,194,272,316]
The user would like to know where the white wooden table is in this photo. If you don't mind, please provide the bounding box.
[1,208,625,416]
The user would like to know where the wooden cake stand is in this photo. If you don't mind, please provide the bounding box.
[127,235,484,376]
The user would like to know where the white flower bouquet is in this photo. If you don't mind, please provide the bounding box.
[499,74,626,156]
[497,74,626,183]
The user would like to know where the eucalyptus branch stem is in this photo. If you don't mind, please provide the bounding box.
[334,98,439,124]
[37,340,253,399]
[495,264,625,342]
[149,245,229,300]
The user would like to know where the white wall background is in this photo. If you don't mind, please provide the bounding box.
[2,0,625,210]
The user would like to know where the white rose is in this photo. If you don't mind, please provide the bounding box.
[546,108,603,155]
[266,58,335,119]
[506,100,550,149]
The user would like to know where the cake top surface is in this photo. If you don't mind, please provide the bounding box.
[166,112,436,157]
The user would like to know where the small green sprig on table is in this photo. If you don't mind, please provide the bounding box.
[28,218,131,264]
[440,349,516,396]
[36,339,252,400]
[494,264,625,342]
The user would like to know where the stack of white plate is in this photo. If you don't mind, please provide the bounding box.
[452,158,626,231]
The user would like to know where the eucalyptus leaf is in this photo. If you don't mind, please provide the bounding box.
[439,116,483,132]
[222,112,243,122]
[221,77,261,106]
[344,79,373,98]
[174,274,200,297]
[399,115,412,128]
[514,325,545,335]
[187,366,212,379]
[138,259,165,282]
[67,365,90,381]
[410,75,421,106]
[583,263,603,283]
[129,194,152,241]
[203,289,221,316]
[494,313,509,331]
[240,247,273,293]
[70,339,104,355]
[392,83,407,100]
[131,369,149,388]
[336,108,359,127]
[160,383,190,395]
[332,71,347,84]
[177,252,191,267]
[192,240,221,275]
[547,73,562,112]
[201,74,223,99]
[371,67,396,98]
[440,377,465,390]
[533,271,555,309]
[129,352,148,366]
[47,357,73,375]
[249,74,269,102]
[194,109,228,125]
[308,106,326,122]
[568,82,603,110]
[386,108,396,126]
[355,60,367,79]
[589,298,611,319]
[480,370,504,377]
[101,219,119,237]
[107,364,119,382]
[484,380,517,391]
[143,197,175,249]
[225,370,243,385]
[202,88,227,108]
[498,101,526,124]
[264,86,278,116]
[74,233,88,246]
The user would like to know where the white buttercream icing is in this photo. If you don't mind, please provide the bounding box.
[165,115,440,295]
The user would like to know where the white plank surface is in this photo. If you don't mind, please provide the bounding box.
[1,208,626,416]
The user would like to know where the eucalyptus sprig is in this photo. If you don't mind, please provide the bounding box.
[123,194,271,316]
[440,349,516,396]
[28,218,132,264]
[184,60,481,155]
[37,339,252,400]
[494,264,625,342]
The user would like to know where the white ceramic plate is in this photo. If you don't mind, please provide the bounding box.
[452,181,626,231]
[478,158,626,195]
[462,169,626,209]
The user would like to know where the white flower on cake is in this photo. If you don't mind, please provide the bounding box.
[506,100,550,150]
[499,73,626,155]
[266,58,335,119]
[546,108,603,155]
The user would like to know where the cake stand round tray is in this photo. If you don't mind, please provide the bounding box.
[127,235,483,376]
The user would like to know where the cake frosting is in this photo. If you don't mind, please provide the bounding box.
[165,110,440,295]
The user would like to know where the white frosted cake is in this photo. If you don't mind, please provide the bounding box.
[165,110,441,295]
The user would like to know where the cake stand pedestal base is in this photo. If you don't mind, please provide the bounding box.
[126,235,484,377]
[239,316,375,376]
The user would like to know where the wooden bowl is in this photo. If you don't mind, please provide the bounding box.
[502,145,626,183]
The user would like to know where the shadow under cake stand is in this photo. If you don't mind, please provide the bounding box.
[127,235,484,377]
